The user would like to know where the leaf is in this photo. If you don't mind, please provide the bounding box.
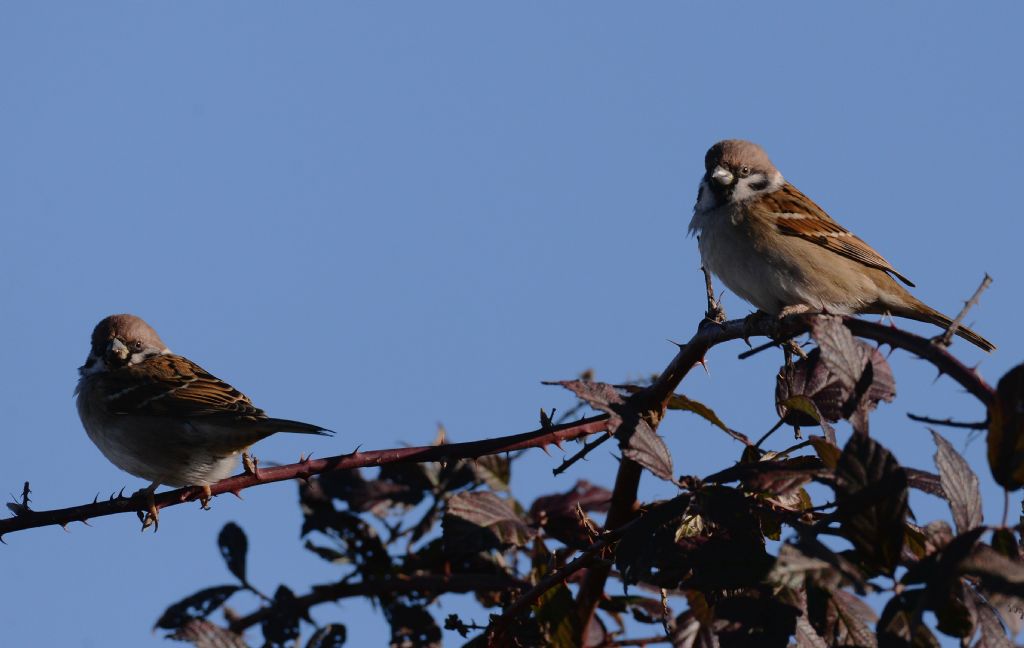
[556,379,673,480]
[306,624,347,648]
[529,481,611,548]
[988,362,1024,490]
[619,416,674,481]
[217,522,248,584]
[534,582,579,648]
[599,596,665,625]
[705,456,824,496]
[386,604,441,648]
[261,585,301,648]
[811,316,868,391]
[961,545,1024,597]
[668,610,717,648]
[471,454,512,492]
[876,591,941,648]
[931,430,983,533]
[713,593,799,648]
[443,491,534,552]
[767,544,840,591]
[664,392,749,445]
[808,436,840,470]
[806,587,877,648]
[167,619,249,648]
[834,433,908,576]
[556,379,626,413]
[968,586,1015,648]
[903,468,945,499]
[779,322,896,435]
[155,585,241,631]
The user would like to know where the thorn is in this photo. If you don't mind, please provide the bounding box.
[118,487,126,499]
[553,439,565,452]
[667,338,685,349]
[539,444,551,457]
[93,493,100,504]
[0,534,6,544]
[60,523,69,533]
[81,519,92,527]
[698,357,710,375]
[230,490,244,500]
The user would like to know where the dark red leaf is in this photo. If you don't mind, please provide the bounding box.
[619,417,674,481]
[835,433,908,576]
[443,491,534,552]
[903,468,945,499]
[529,481,611,548]
[262,585,301,648]
[777,318,896,435]
[877,591,940,648]
[988,363,1024,490]
[217,522,248,585]
[931,430,983,533]
[155,586,240,631]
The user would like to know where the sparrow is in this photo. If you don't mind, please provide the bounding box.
[76,314,333,527]
[688,140,995,352]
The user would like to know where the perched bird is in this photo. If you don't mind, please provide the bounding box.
[688,140,994,352]
[76,314,332,526]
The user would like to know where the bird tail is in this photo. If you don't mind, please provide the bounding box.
[895,298,996,352]
[264,418,335,436]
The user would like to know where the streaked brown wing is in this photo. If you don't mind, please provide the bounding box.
[759,183,915,287]
[102,354,268,422]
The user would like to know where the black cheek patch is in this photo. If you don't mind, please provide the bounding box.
[748,179,769,191]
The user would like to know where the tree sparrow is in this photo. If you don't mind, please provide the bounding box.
[688,140,994,352]
[76,314,333,526]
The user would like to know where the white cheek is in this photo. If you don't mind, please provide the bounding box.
[730,171,786,203]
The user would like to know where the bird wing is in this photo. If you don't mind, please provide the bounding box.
[757,183,915,287]
[101,354,268,423]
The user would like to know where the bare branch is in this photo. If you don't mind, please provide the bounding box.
[906,413,988,430]
[938,274,993,347]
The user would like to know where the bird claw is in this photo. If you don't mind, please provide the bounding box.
[242,451,261,479]
[198,484,213,510]
[135,487,159,532]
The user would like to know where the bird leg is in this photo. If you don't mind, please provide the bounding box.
[700,264,728,326]
[197,484,213,510]
[137,482,160,532]
[242,450,261,480]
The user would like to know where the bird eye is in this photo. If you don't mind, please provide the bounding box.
[132,340,144,351]
[738,166,751,178]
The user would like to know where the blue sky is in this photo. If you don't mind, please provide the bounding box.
[1,3,1022,647]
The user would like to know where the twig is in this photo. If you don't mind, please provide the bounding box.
[0,416,612,539]
[906,413,987,430]
[938,274,992,347]
[552,431,614,476]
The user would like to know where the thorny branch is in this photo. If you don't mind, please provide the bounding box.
[0,416,612,539]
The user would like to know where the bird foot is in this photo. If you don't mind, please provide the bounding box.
[242,451,261,479]
[197,484,213,510]
[135,486,159,532]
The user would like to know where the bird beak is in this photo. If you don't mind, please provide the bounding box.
[711,166,734,186]
[107,338,130,361]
